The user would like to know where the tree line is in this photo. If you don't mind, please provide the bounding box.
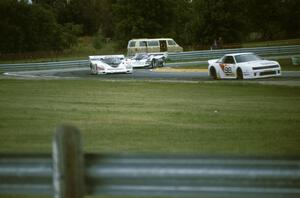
[1,0,300,54]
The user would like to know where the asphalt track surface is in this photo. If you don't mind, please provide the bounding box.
[3,67,300,87]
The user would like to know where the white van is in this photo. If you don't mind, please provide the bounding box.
[127,38,183,56]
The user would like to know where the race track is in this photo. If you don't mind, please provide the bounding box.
[3,67,300,86]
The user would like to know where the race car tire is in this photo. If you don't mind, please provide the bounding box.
[210,67,218,80]
[237,68,243,80]
[160,58,166,67]
[151,59,156,68]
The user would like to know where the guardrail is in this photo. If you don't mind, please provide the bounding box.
[0,59,89,72]
[1,125,300,198]
[1,45,300,72]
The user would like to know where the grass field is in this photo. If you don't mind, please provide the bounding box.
[0,78,300,156]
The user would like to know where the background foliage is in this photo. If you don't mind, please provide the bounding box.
[1,0,300,54]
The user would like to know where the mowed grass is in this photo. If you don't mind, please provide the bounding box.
[0,79,300,156]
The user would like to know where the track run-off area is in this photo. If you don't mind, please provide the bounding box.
[2,66,300,87]
[1,47,300,86]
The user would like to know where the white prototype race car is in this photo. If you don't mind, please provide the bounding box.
[208,53,281,79]
[127,52,167,68]
[89,55,132,74]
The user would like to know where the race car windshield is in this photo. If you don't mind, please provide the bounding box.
[135,54,148,60]
[235,54,262,63]
[90,58,101,61]
[102,57,122,66]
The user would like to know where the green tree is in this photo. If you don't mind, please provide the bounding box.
[0,0,79,53]
[167,0,194,46]
[283,0,300,38]
[93,29,105,49]
[192,0,249,47]
[246,0,287,40]
[112,0,175,46]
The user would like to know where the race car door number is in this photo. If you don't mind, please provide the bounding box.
[224,66,232,74]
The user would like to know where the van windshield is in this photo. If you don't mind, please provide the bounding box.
[167,40,176,45]
[129,41,135,47]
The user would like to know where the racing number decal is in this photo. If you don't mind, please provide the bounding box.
[224,66,232,74]
[220,64,232,75]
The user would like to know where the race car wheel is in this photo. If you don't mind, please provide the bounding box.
[160,58,166,67]
[151,59,157,68]
[237,68,243,79]
[151,59,156,68]
[210,67,217,80]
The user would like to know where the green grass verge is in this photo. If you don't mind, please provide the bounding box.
[172,64,208,69]
[0,79,300,156]
[277,58,300,71]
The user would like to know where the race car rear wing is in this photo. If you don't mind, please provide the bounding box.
[89,55,125,61]
[147,52,168,59]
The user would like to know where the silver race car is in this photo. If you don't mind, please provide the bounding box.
[127,52,167,68]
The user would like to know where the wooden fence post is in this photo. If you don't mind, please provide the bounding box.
[53,125,85,198]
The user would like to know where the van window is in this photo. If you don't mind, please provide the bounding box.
[167,40,176,45]
[139,41,147,47]
[148,40,159,47]
[127,38,183,56]
[129,41,136,47]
